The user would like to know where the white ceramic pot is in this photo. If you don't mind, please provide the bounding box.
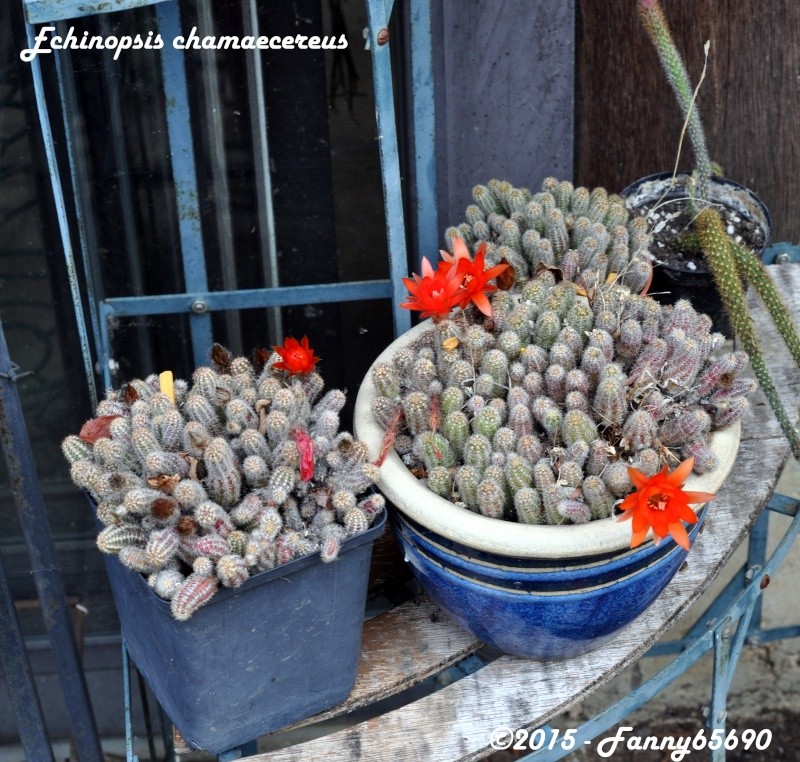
[354,321,741,561]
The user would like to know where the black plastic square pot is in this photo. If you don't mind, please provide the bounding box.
[100,505,385,754]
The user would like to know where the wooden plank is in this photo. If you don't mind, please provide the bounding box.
[276,595,480,733]
[576,2,800,244]
[245,264,799,760]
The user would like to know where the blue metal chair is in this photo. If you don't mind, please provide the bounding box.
[17,0,800,758]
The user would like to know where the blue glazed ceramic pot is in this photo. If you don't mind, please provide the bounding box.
[354,322,741,661]
[390,508,704,659]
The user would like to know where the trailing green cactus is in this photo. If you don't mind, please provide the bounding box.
[638,0,800,461]
[638,0,711,200]
[695,208,800,459]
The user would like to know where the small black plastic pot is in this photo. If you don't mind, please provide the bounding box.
[94,494,386,755]
[621,172,772,336]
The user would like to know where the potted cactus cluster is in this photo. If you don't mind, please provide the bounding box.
[625,1,772,339]
[355,177,752,660]
[62,338,385,754]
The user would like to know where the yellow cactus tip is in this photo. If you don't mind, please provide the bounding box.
[159,370,175,403]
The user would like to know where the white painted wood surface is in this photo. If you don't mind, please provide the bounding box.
[244,265,800,762]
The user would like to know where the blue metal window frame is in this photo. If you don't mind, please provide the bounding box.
[16,0,427,756]
[21,0,422,398]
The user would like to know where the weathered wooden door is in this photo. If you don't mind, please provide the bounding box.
[576,1,800,244]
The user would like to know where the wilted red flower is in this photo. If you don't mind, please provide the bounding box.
[272,336,320,375]
[79,415,119,444]
[400,256,462,320]
[293,428,315,481]
[617,456,715,550]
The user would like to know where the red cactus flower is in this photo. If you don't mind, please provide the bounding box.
[453,241,509,317]
[617,456,716,550]
[272,336,320,375]
[400,256,462,320]
[439,234,472,265]
[401,237,509,319]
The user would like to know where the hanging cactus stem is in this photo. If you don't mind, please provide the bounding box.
[695,208,800,461]
[637,0,712,201]
[729,240,800,370]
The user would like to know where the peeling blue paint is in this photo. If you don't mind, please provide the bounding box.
[155,1,212,366]
[24,0,161,25]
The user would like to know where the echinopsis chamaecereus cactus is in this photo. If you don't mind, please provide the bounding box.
[62,336,383,621]
[376,257,755,529]
[445,177,654,296]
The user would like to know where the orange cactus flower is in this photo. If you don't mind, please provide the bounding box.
[439,234,472,265]
[616,456,716,551]
[400,256,462,320]
[402,238,509,319]
[272,336,320,375]
[453,240,509,317]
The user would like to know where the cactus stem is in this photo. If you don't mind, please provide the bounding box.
[729,241,800,371]
[695,208,800,461]
[638,0,712,200]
